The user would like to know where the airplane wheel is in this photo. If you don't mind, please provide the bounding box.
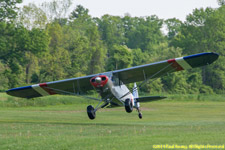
[125,99,133,113]
[138,113,142,119]
[87,105,96,120]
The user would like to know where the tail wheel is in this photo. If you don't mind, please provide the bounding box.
[87,105,96,120]
[138,113,142,119]
[125,98,133,113]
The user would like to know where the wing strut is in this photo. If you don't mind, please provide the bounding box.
[43,86,100,101]
[138,63,173,90]
[120,63,176,119]
[119,63,174,101]
[132,63,176,119]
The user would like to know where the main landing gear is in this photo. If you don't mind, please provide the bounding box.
[125,98,142,119]
[136,101,142,119]
[87,98,143,120]
[87,105,96,120]
[87,101,109,120]
[125,98,133,113]
[137,108,142,119]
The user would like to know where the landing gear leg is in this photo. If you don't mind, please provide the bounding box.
[135,102,142,119]
[87,99,110,120]
[137,108,142,119]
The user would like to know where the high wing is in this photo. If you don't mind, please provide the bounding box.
[6,52,219,98]
[6,74,97,98]
[112,52,219,84]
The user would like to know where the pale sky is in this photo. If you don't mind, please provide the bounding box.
[21,0,219,21]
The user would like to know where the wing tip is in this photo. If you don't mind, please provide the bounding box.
[6,86,31,94]
[203,52,219,64]
[5,86,40,98]
[183,52,219,68]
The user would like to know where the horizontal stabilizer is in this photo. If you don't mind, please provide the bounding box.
[136,96,166,103]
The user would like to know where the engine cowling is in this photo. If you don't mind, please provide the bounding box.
[90,75,109,89]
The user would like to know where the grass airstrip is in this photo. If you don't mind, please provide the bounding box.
[0,93,225,150]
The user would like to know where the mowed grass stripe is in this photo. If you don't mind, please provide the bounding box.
[0,94,225,150]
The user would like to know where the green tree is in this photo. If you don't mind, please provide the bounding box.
[70,5,89,20]
[0,61,9,90]
[0,22,49,86]
[125,16,165,52]
[162,72,189,94]
[86,26,107,74]
[148,42,183,63]
[141,78,164,94]
[202,6,225,92]
[5,58,25,88]
[218,0,225,6]
[62,24,91,77]
[39,23,70,82]
[23,52,39,84]
[0,0,22,22]
[132,48,148,66]
[165,18,183,40]
[98,15,127,48]
[107,45,133,71]
[16,3,48,29]
[69,5,107,75]
[0,22,15,60]
[171,8,215,54]
[170,6,225,93]
[41,0,72,24]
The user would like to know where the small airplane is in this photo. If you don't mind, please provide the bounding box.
[6,52,219,120]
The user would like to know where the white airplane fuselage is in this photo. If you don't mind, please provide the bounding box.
[90,75,134,106]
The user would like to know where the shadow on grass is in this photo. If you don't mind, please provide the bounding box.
[0,120,145,127]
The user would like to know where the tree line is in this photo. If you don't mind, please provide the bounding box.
[0,0,224,94]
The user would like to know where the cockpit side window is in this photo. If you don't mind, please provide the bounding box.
[112,76,123,86]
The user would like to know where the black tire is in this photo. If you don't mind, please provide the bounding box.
[87,105,96,120]
[125,99,133,113]
[138,113,142,119]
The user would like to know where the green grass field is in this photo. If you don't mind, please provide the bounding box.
[0,93,225,150]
